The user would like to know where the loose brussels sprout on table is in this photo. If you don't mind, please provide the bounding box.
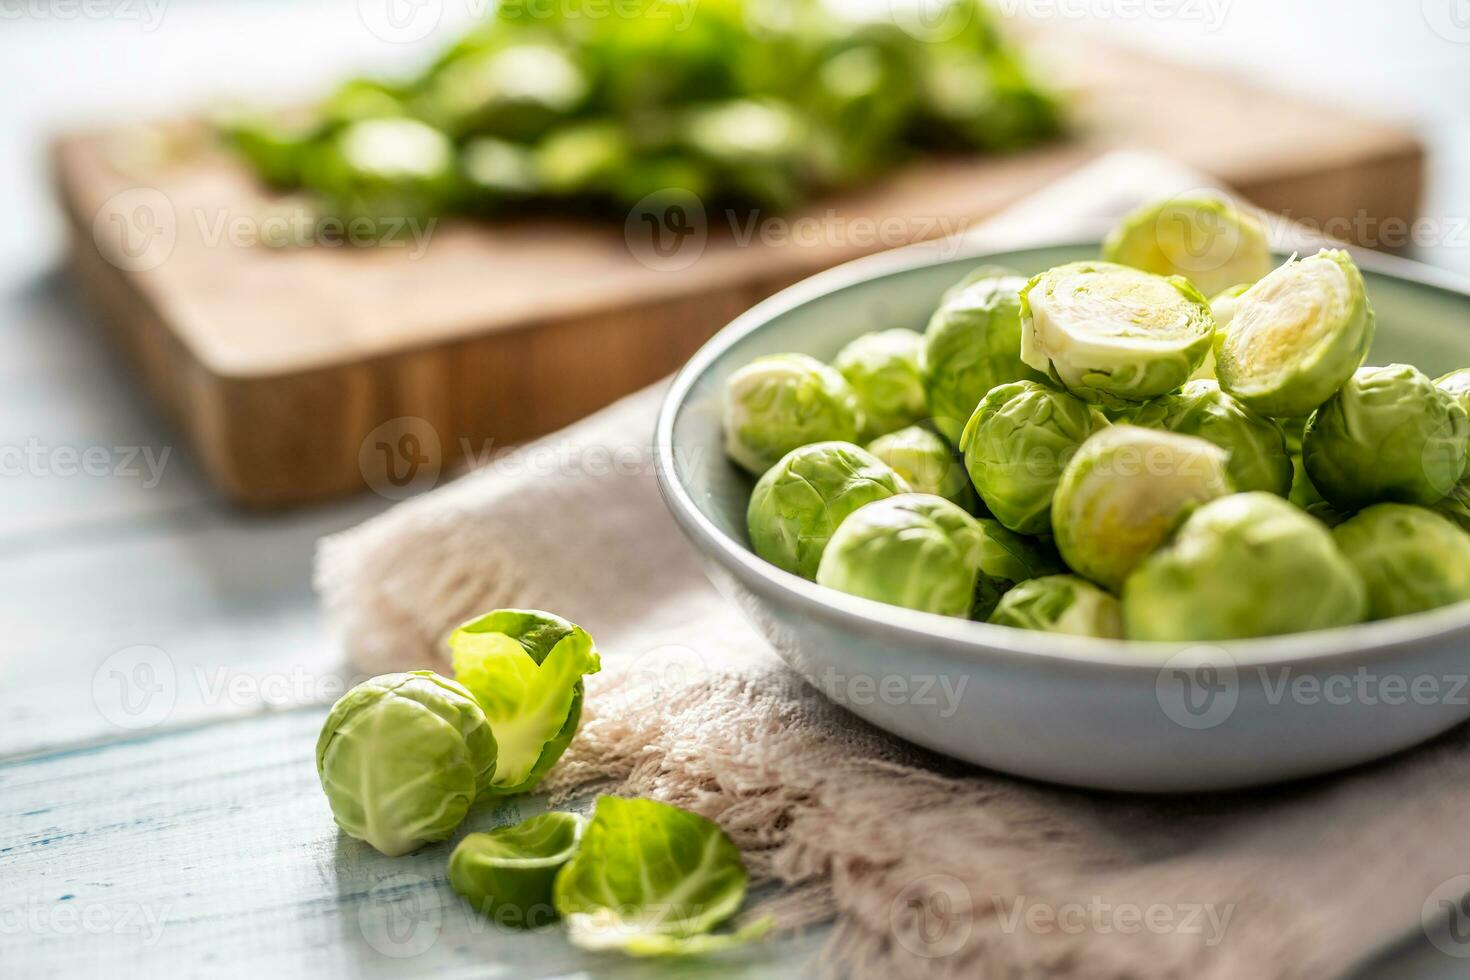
[302,118,459,230]
[1215,249,1375,418]
[1124,492,1367,641]
[1052,425,1233,592]
[722,354,863,475]
[747,441,909,579]
[833,329,927,439]
[1303,364,1469,510]
[1333,505,1470,620]
[988,574,1123,638]
[316,671,498,857]
[921,268,1044,444]
[1130,380,1292,495]
[960,379,1107,534]
[1019,261,1216,407]
[1102,195,1272,299]
[866,425,974,508]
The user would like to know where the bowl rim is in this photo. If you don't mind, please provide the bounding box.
[654,229,1470,672]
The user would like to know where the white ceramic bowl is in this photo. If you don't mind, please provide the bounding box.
[655,237,1470,792]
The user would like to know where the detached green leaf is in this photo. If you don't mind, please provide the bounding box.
[449,811,585,928]
[553,796,762,956]
[450,609,601,795]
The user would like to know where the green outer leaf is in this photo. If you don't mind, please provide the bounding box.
[553,796,751,953]
[450,609,601,794]
[1131,379,1292,495]
[316,671,497,857]
[574,915,774,958]
[449,811,586,928]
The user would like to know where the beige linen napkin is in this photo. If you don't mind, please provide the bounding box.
[316,152,1470,978]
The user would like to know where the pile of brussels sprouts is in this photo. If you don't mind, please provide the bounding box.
[724,195,1470,641]
[220,0,1059,232]
[317,609,766,955]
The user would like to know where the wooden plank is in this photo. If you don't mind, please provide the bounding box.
[54,31,1423,507]
[0,708,826,978]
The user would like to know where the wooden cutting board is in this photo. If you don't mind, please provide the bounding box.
[54,30,1423,507]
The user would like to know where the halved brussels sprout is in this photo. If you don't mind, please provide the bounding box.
[816,493,989,618]
[1333,504,1470,620]
[921,268,1044,444]
[1052,425,1233,591]
[866,425,974,508]
[450,811,585,928]
[1102,196,1272,298]
[316,671,497,857]
[987,574,1123,638]
[747,441,909,578]
[1123,492,1366,640]
[722,353,864,475]
[1131,380,1292,495]
[1302,364,1469,510]
[449,609,601,796]
[833,329,927,439]
[1019,261,1215,406]
[960,380,1107,534]
[1215,249,1375,418]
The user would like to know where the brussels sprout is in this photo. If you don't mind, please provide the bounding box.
[747,441,909,578]
[722,354,864,475]
[1052,425,1233,591]
[970,519,1065,620]
[316,671,497,857]
[1131,380,1292,495]
[1437,368,1470,419]
[816,493,989,617]
[1434,479,1470,534]
[553,796,769,956]
[534,119,631,196]
[1333,504,1470,620]
[450,812,585,928]
[1102,196,1272,298]
[460,137,539,208]
[1289,454,1350,527]
[684,99,808,209]
[866,425,974,508]
[449,609,601,795]
[419,43,587,140]
[987,574,1123,638]
[921,269,1045,443]
[833,329,927,439]
[301,118,458,228]
[960,380,1107,534]
[1123,492,1365,640]
[1019,261,1215,406]
[1215,249,1375,418]
[1303,364,1469,510]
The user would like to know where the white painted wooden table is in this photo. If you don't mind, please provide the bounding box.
[3,3,1470,977]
